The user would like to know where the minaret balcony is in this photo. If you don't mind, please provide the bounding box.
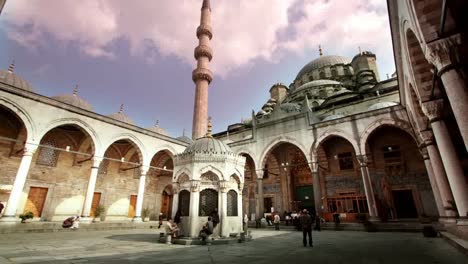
[192,68,213,84]
[196,25,213,40]
[194,45,213,61]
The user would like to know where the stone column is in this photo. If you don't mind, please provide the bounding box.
[311,161,322,216]
[419,147,444,217]
[238,183,244,233]
[133,167,149,222]
[257,177,264,218]
[81,157,102,222]
[420,131,456,219]
[220,181,229,237]
[357,155,379,220]
[171,183,180,219]
[426,34,468,150]
[423,99,468,217]
[189,180,200,238]
[0,143,37,222]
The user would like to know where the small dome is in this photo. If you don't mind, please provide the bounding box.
[52,88,93,111]
[177,135,193,144]
[322,114,345,121]
[147,121,169,136]
[296,55,352,81]
[280,102,301,112]
[368,101,398,111]
[107,105,134,125]
[0,64,34,92]
[183,136,233,155]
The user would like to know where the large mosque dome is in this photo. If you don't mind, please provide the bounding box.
[0,64,34,92]
[295,55,352,80]
[183,136,233,155]
[52,87,93,111]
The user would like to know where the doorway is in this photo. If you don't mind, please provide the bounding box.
[392,190,418,218]
[24,187,48,217]
[128,195,137,218]
[161,191,172,219]
[264,197,273,213]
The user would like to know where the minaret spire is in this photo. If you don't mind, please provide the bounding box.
[192,0,214,140]
[319,45,323,56]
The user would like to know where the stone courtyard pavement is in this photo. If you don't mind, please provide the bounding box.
[0,229,466,264]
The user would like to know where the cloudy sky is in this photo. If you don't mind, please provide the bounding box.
[0,0,395,137]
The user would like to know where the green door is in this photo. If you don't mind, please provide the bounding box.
[296,185,314,208]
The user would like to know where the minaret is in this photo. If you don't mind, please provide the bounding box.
[192,0,213,140]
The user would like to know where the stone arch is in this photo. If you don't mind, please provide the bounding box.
[0,96,36,142]
[227,168,243,179]
[162,184,173,195]
[406,83,429,132]
[199,165,223,180]
[174,168,191,182]
[236,149,257,170]
[38,118,100,154]
[312,130,359,162]
[404,28,435,102]
[150,145,177,160]
[101,133,146,165]
[258,136,309,171]
[359,119,417,156]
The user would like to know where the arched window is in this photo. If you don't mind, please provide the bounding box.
[319,71,326,79]
[36,140,59,167]
[227,190,238,216]
[331,67,337,77]
[344,67,350,75]
[199,189,218,216]
[179,190,190,216]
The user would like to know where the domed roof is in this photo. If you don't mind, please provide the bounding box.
[107,104,135,125]
[296,55,352,80]
[147,121,169,136]
[368,101,398,111]
[294,79,342,93]
[322,114,345,121]
[183,136,233,155]
[0,63,34,92]
[52,86,93,111]
[176,129,193,143]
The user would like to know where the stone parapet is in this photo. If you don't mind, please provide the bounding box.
[194,44,213,61]
[196,24,213,40]
[192,68,213,84]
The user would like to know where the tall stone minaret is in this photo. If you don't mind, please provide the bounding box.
[192,0,213,140]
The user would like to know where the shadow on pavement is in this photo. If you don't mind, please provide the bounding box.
[106,233,160,243]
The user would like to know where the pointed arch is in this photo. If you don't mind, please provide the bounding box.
[0,96,36,142]
[258,136,309,171]
[312,129,359,161]
[101,133,146,165]
[199,165,223,180]
[174,168,192,182]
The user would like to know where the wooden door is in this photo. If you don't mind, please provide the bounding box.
[24,187,48,217]
[161,191,170,218]
[90,192,101,217]
[128,195,137,218]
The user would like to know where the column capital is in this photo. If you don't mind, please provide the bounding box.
[139,165,149,176]
[190,180,200,192]
[356,154,368,167]
[256,170,264,179]
[422,99,444,122]
[23,143,38,156]
[239,182,244,192]
[91,157,102,168]
[419,147,430,160]
[426,34,461,74]
[419,130,435,147]
[310,161,319,173]
[220,180,229,193]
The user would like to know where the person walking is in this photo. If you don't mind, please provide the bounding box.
[300,209,313,247]
[273,213,280,230]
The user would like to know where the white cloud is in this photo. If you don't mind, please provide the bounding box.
[3,0,393,77]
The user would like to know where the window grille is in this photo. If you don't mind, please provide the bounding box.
[36,141,59,167]
[227,190,238,216]
[382,145,401,163]
[338,152,354,170]
[179,190,190,216]
[199,189,218,216]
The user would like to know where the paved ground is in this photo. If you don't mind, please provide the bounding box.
[0,228,466,264]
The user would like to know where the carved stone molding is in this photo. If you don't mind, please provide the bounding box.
[196,24,213,40]
[422,99,444,122]
[190,180,200,192]
[419,147,429,160]
[426,34,461,72]
[194,45,213,61]
[239,182,244,192]
[192,68,213,84]
[310,161,319,173]
[23,143,38,156]
[356,154,368,167]
[220,181,229,193]
[172,183,180,194]
[418,130,435,147]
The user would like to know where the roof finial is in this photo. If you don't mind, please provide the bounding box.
[155,120,160,127]
[319,45,323,57]
[358,46,362,54]
[119,104,124,113]
[202,0,211,10]
[183,128,186,137]
[206,116,212,137]
[7,60,15,73]
[73,85,78,96]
